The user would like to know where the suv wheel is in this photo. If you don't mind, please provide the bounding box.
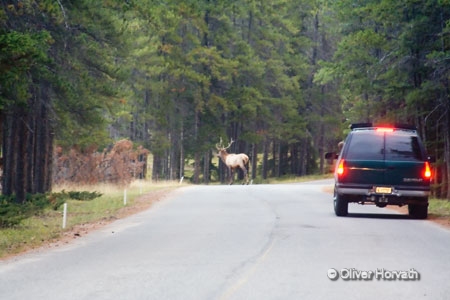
[334,193,348,216]
[408,203,428,219]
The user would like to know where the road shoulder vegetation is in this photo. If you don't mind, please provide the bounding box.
[0,181,181,260]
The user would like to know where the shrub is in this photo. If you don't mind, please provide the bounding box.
[53,140,149,186]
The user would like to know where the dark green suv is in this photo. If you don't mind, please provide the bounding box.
[326,124,433,219]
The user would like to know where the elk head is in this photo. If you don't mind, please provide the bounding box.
[215,137,234,154]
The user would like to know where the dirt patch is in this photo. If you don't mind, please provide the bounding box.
[387,205,450,228]
[427,215,450,228]
[322,185,334,194]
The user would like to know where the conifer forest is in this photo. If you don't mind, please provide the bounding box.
[1,0,450,202]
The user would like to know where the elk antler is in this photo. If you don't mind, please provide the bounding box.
[216,137,224,150]
[216,137,234,150]
[224,138,234,150]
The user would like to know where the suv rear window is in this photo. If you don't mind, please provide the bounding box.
[345,131,384,160]
[385,134,423,161]
[345,130,424,161]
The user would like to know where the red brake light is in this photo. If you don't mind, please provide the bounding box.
[337,160,345,176]
[376,127,394,132]
[424,161,431,179]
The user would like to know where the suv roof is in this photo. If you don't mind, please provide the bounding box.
[350,123,417,131]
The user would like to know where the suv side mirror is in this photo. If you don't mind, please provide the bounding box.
[325,152,338,160]
[427,155,436,163]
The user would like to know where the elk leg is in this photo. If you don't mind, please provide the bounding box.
[241,166,248,185]
[229,168,234,185]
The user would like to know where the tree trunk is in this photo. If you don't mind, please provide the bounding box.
[14,107,27,203]
[262,139,268,179]
[152,154,161,181]
[272,139,277,177]
[179,128,185,180]
[251,143,257,180]
[194,152,200,184]
[193,109,200,184]
[36,84,53,193]
[276,141,281,177]
[291,144,298,175]
[203,151,210,184]
[169,133,176,181]
[446,110,450,200]
[2,111,14,196]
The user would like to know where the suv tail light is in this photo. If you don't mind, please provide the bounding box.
[424,161,432,179]
[337,159,345,176]
[376,127,394,133]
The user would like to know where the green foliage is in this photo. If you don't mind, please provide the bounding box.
[0,194,54,227]
[52,191,103,202]
[0,197,31,227]
[3,0,449,189]
[68,191,103,200]
[0,30,52,107]
[49,1,128,150]
[321,0,450,125]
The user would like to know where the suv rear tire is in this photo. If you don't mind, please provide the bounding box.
[408,203,428,219]
[334,193,348,216]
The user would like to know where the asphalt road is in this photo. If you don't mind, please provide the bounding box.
[1,179,450,300]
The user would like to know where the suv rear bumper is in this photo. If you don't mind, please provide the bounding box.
[336,186,430,198]
[336,183,429,206]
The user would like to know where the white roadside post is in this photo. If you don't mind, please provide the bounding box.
[124,189,127,206]
[62,203,68,229]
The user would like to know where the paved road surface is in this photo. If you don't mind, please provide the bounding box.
[1,179,450,299]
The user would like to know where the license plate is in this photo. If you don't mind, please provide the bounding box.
[375,187,392,194]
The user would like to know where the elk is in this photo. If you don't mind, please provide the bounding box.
[215,137,250,185]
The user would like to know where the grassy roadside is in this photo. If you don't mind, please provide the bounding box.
[0,180,182,260]
[428,199,450,221]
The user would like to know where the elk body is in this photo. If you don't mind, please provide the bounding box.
[216,138,250,185]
